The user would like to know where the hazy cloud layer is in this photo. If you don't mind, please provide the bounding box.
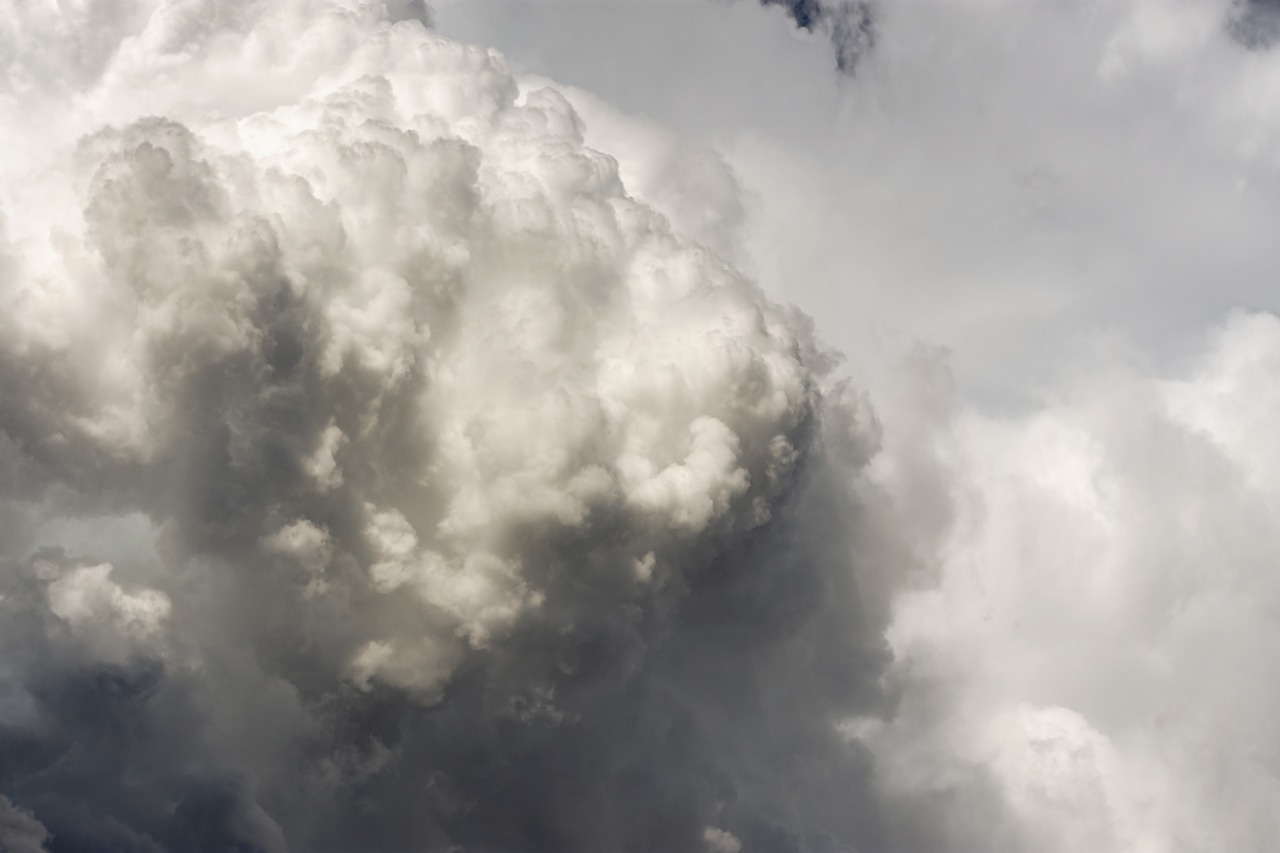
[721,0,1280,404]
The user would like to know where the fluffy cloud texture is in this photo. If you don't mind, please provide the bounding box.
[0,2,898,851]
[852,311,1280,852]
[6,1,1280,852]
[434,1,1280,851]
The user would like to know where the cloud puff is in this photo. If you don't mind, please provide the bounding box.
[853,311,1280,851]
[9,1,1280,851]
[424,1,1280,849]
[0,795,50,853]
[0,2,894,850]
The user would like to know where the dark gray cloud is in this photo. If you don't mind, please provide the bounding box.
[1230,0,1280,48]
[759,0,875,73]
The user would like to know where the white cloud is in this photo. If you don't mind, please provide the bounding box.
[435,5,1280,846]
[857,311,1280,851]
[0,3,882,848]
[703,825,743,853]
[43,561,171,662]
[6,0,1280,850]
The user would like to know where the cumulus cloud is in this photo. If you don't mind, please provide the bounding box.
[9,0,1280,851]
[0,2,896,850]
[851,311,1280,852]
[434,1,1280,850]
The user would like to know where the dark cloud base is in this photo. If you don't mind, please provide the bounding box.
[0,458,904,853]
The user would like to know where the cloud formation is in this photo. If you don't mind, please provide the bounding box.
[439,2,1280,849]
[0,796,50,853]
[8,1,1280,851]
[0,2,899,850]
[855,311,1280,852]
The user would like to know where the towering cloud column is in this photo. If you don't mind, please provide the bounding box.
[0,3,895,851]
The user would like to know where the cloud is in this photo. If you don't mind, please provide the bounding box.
[758,0,876,73]
[1231,0,1280,48]
[704,0,1280,403]
[846,310,1280,851]
[0,2,899,850]
[433,0,1280,402]
[0,795,49,853]
[8,1,1280,851]
[433,2,1280,848]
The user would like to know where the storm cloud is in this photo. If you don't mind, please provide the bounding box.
[0,2,910,850]
[7,1,1280,852]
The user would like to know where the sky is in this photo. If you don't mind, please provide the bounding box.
[2,1,1280,852]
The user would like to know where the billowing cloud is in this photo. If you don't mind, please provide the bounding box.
[852,311,1280,852]
[0,2,901,850]
[434,1,1280,850]
[9,1,1280,851]
[0,795,50,853]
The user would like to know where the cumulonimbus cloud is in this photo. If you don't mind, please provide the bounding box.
[443,0,1280,850]
[7,1,1280,852]
[0,2,908,851]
